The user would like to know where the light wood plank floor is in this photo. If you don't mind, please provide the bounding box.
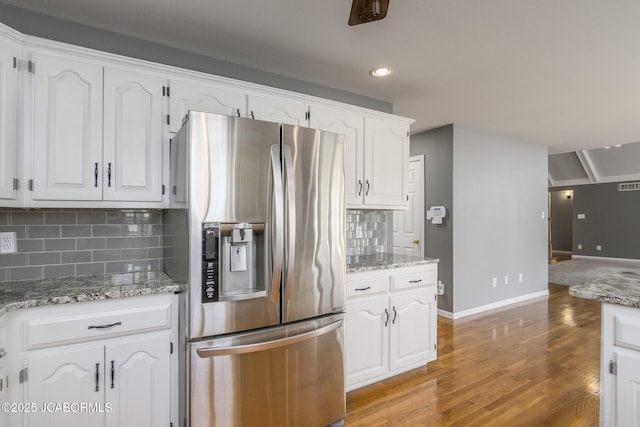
[345,285,601,426]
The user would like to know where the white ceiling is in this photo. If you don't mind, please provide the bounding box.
[3,0,640,156]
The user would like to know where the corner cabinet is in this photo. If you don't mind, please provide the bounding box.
[0,29,20,201]
[310,103,411,209]
[0,293,178,427]
[601,303,640,426]
[345,263,438,392]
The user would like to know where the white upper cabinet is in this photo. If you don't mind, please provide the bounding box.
[247,92,307,126]
[362,117,410,209]
[31,51,103,201]
[168,78,245,133]
[103,67,164,202]
[0,32,19,201]
[309,103,364,206]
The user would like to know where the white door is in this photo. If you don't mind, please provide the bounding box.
[309,104,364,206]
[32,52,103,201]
[615,351,640,426]
[168,78,246,132]
[247,93,307,126]
[0,36,19,200]
[345,297,389,389]
[393,156,425,257]
[105,334,171,427]
[363,117,408,208]
[27,344,105,427]
[103,67,164,202]
[389,288,435,371]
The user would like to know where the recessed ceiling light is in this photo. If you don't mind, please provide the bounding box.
[369,67,392,78]
[604,146,611,149]
[614,144,623,148]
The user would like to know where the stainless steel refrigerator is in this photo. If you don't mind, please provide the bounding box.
[165,111,346,427]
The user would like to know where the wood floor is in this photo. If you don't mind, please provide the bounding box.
[345,285,601,426]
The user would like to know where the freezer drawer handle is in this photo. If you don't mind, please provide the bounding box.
[355,286,371,291]
[196,319,342,358]
[88,321,122,330]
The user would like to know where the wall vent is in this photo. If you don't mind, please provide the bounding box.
[618,182,640,192]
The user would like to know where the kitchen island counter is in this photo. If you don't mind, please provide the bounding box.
[347,253,438,274]
[569,271,640,308]
[0,271,185,315]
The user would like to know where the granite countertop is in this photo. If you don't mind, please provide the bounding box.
[347,253,439,274]
[569,271,640,308]
[0,271,186,315]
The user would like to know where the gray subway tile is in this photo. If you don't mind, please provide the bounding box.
[11,211,45,225]
[93,250,121,262]
[17,239,44,252]
[61,225,92,238]
[93,225,121,237]
[0,253,27,267]
[1,226,27,238]
[45,239,76,251]
[147,247,164,259]
[61,251,92,263]
[105,238,134,249]
[10,266,43,281]
[0,211,8,225]
[132,236,161,248]
[45,212,77,224]
[29,252,62,266]
[77,238,106,250]
[29,225,61,239]
[0,267,6,282]
[150,224,164,236]
[76,262,105,276]
[78,212,107,224]
[121,248,147,260]
[44,264,75,279]
[120,224,149,236]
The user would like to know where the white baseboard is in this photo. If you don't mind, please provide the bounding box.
[572,255,640,263]
[437,290,550,320]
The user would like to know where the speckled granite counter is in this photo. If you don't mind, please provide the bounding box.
[0,271,186,315]
[347,253,438,274]
[569,271,640,308]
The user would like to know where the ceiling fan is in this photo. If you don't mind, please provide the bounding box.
[349,0,390,26]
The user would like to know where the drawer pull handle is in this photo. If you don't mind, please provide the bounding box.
[392,306,398,324]
[409,279,422,284]
[110,360,115,389]
[355,286,371,291]
[384,309,389,327]
[95,363,100,392]
[88,321,122,330]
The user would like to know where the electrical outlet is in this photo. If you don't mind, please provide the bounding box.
[596,245,602,251]
[0,232,17,254]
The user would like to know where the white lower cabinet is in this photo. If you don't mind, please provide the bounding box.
[345,264,438,392]
[601,302,640,426]
[1,293,177,427]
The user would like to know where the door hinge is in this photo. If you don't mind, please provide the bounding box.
[19,367,28,383]
[434,294,437,301]
[407,130,410,137]
[163,86,171,97]
[434,344,437,351]
[28,179,34,191]
[305,109,310,121]
[170,342,174,354]
[166,114,170,125]
[166,86,170,97]
[609,360,617,375]
[28,60,35,74]
[13,178,19,191]
[162,184,166,195]
[170,423,173,427]
[406,194,409,201]
[13,56,17,69]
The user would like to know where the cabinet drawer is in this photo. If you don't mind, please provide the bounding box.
[346,276,389,298]
[614,315,640,352]
[391,269,436,292]
[25,303,172,350]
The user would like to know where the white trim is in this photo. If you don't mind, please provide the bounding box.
[572,255,640,263]
[436,290,549,320]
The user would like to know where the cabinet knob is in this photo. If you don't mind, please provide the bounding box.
[413,239,420,245]
[0,348,6,358]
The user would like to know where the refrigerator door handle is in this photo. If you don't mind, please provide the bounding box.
[282,144,296,302]
[270,144,284,304]
[196,319,342,358]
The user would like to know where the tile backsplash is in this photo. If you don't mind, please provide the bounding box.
[0,209,164,282]
[346,209,393,263]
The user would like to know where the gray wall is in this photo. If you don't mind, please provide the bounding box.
[0,4,391,113]
[554,183,640,259]
[550,190,573,252]
[452,125,548,313]
[410,125,454,312]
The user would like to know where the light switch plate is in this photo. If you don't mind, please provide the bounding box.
[0,232,17,254]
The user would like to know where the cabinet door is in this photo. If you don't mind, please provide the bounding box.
[27,344,105,427]
[247,93,306,126]
[363,117,409,208]
[105,333,171,427]
[168,78,245,132]
[310,103,364,206]
[389,288,436,371]
[0,36,19,200]
[345,297,389,390]
[615,351,640,426]
[103,67,163,202]
[32,52,103,201]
